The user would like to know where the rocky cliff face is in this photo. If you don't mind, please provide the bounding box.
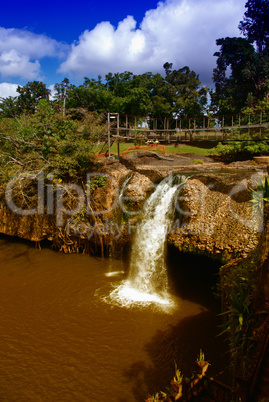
[168,173,261,260]
[0,155,264,260]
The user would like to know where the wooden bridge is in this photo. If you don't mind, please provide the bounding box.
[107,112,269,143]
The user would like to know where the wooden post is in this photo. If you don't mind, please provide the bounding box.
[107,113,111,157]
[117,113,120,158]
[167,118,170,143]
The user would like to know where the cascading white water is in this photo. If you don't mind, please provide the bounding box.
[109,174,186,308]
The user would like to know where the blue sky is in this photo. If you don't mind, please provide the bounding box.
[0,0,246,98]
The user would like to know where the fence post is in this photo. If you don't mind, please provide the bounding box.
[117,113,120,158]
[107,113,111,157]
[125,114,128,137]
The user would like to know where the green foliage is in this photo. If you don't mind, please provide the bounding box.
[0,100,105,184]
[220,287,252,334]
[86,175,107,191]
[58,64,208,120]
[249,176,269,215]
[192,159,204,164]
[239,0,269,53]
[211,131,269,157]
[212,12,269,115]
[1,66,208,121]
[0,96,19,118]
[218,249,260,375]
[16,81,51,114]
[219,285,254,376]
[74,206,88,222]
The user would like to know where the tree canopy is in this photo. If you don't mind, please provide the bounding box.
[61,64,208,119]
[239,0,269,52]
[212,0,269,115]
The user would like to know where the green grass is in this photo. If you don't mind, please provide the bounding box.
[110,142,135,153]
[94,142,212,156]
[164,144,210,155]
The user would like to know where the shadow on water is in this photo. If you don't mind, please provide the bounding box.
[167,244,222,309]
[122,245,229,401]
[123,311,229,401]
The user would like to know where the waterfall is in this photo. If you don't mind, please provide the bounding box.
[109,174,187,308]
[118,173,133,206]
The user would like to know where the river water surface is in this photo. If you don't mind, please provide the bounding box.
[0,235,226,401]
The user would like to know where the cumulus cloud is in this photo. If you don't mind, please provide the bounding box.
[0,27,68,79]
[0,82,19,98]
[59,0,246,85]
[48,84,56,100]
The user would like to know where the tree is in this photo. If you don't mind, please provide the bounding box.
[0,96,19,118]
[53,78,74,116]
[54,78,73,101]
[163,62,173,77]
[239,0,269,52]
[211,36,269,114]
[17,81,50,114]
[212,37,257,114]
[165,65,208,118]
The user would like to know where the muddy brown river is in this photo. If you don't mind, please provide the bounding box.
[0,235,227,401]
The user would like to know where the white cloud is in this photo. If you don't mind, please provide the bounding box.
[59,0,246,84]
[0,82,19,98]
[48,84,56,100]
[0,50,40,79]
[0,27,68,79]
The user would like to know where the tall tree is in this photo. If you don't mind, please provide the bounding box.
[239,0,269,52]
[54,78,72,101]
[17,81,50,114]
[211,37,269,114]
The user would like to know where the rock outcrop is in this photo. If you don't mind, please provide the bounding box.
[0,154,265,260]
[168,173,261,260]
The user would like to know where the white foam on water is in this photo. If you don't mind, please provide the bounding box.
[106,281,176,312]
[105,271,125,277]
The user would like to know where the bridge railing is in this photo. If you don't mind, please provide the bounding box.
[108,112,269,142]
